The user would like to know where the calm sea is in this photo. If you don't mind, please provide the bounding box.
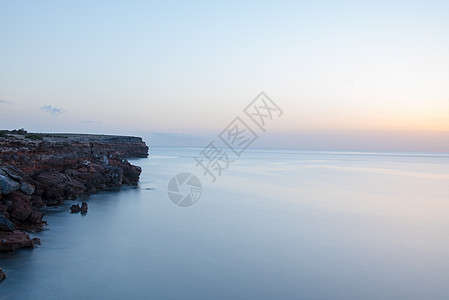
[1,147,449,299]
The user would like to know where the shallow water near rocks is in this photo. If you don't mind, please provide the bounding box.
[1,147,449,299]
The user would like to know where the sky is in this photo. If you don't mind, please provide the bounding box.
[0,0,448,151]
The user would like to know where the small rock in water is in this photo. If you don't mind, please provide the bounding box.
[80,202,88,214]
[0,268,6,281]
[70,204,81,213]
[70,202,88,214]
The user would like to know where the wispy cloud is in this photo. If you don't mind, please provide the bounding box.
[0,99,11,104]
[40,105,65,115]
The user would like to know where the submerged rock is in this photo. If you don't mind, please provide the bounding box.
[0,268,6,281]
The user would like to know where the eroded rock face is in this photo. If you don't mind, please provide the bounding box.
[0,135,148,175]
[8,192,32,221]
[0,173,20,195]
[0,230,40,251]
[0,165,43,229]
[0,134,148,251]
[0,214,15,231]
[0,165,35,195]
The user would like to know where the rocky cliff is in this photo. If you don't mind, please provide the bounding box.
[0,133,148,252]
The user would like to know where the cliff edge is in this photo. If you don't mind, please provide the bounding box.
[0,133,149,252]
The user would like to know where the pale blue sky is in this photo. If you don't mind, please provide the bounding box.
[1,1,448,150]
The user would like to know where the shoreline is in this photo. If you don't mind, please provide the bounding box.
[0,133,149,280]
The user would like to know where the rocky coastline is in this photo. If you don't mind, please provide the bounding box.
[0,133,148,261]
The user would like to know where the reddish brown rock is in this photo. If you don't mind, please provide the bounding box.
[8,192,32,221]
[0,134,148,176]
[28,211,44,224]
[34,171,79,201]
[0,230,40,251]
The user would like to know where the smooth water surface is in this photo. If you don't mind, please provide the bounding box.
[1,147,449,299]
